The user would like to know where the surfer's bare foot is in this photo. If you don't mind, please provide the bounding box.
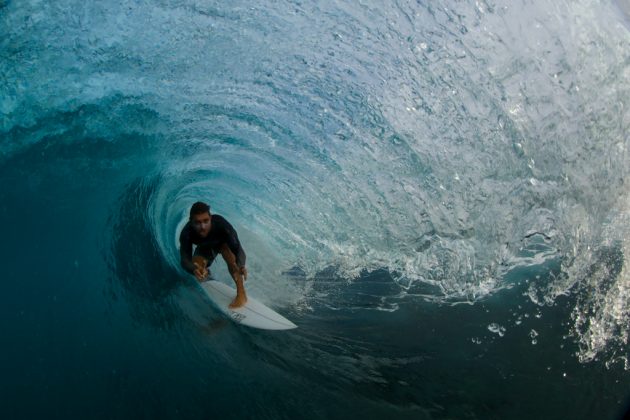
[229,294,247,309]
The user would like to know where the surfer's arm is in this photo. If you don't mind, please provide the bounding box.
[180,247,196,273]
[179,230,196,274]
[223,219,246,268]
[225,224,247,280]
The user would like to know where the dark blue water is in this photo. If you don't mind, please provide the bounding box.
[1,1,629,419]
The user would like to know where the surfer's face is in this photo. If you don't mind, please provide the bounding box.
[191,212,212,237]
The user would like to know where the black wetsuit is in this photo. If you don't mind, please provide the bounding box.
[179,214,246,274]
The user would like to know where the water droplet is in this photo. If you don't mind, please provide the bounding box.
[488,323,506,337]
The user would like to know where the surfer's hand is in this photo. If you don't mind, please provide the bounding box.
[193,262,208,281]
[240,266,248,281]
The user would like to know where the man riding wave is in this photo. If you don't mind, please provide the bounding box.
[179,202,248,308]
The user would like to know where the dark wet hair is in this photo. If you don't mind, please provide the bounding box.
[189,201,211,219]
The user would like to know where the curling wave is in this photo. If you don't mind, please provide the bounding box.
[1,0,629,367]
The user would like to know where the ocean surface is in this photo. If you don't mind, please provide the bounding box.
[1,0,629,418]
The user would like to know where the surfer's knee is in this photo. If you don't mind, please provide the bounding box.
[192,256,207,267]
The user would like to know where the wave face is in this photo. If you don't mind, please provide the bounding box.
[1,0,629,418]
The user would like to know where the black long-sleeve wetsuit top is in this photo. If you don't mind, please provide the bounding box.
[179,214,246,274]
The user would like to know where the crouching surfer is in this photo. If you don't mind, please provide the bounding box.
[179,201,248,308]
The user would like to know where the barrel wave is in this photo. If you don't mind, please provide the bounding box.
[1,0,629,419]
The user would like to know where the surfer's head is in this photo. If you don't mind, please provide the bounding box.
[190,201,212,237]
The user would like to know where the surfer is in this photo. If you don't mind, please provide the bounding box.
[179,201,248,308]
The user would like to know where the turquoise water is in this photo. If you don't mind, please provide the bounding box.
[1,1,629,418]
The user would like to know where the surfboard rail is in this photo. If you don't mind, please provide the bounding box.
[200,280,297,330]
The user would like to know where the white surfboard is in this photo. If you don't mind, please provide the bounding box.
[200,280,297,330]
